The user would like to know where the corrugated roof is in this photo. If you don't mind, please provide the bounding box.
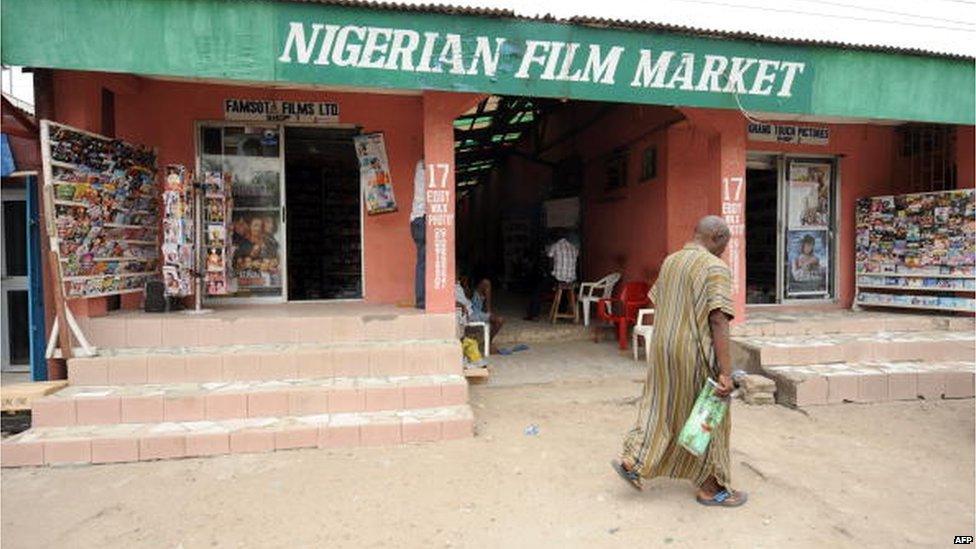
[279,0,976,59]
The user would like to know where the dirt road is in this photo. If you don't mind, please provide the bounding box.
[2,372,973,548]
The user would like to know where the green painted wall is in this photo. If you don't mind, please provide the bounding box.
[2,0,973,124]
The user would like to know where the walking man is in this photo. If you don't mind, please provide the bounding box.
[612,215,746,507]
[410,160,426,309]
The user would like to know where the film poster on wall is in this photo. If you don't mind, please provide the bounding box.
[354,132,398,214]
[787,161,831,230]
[785,229,829,297]
[204,171,233,295]
[162,165,194,296]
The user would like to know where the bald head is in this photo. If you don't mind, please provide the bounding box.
[693,215,731,257]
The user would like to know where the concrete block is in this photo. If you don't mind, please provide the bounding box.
[297,317,332,343]
[125,318,163,348]
[843,341,875,363]
[91,437,139,464]
[108,355,149,385]
[147,355,187,384]
[360,419,402,446]
[161,318,200,347]
[259,352,298,380]
[90,319,127,348]
[424,314,456,339]
[329,386,366,413]
[69,357,109,385]
[139,434,187,460]
[223,354,262,382]
[363,315,399,340]
[185,432,230,457]
[365,386,403,412]
[440,383,468,406]
[75,397,122,425]
[332,317,365,342]
[31,398,76,427]
[759,345,791,365]
[885,372,918,401]
[393,315,426,339]
[205,393,247,420]
[44,438,92,464]
[436,343,463,375]
[121,396,165,423]
[916,371,947,400]
[1,440,44,467]
[184,355,224,383]
[827,373,859,403]
[403,385,442,409]
[274,426,318,450]
[740,374,776,393]
[944,371,975,399]
[287,388,330,416]
[402,418,441,443]
[319,424,360,448]
[296,349,333,379]
[333,347,369,377]
[265,317,300,344]
[441,416,474,440]
[164,395,206,422]
[247,391,290,418]
[368,346,405,377]
[855,372,888,403]
[402,346,431,376]
[230,429,275,454]
[742,392,776,405]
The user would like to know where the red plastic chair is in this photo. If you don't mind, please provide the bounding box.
[595,281,651,350]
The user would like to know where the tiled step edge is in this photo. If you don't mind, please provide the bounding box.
[734,333,974,366]
[732,316,975,337]
[33,375,468,427]
[764,362,976,407]
[2,405,474,467]
[68,340,461,386]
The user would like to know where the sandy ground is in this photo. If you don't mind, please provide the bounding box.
[2,342,974,548]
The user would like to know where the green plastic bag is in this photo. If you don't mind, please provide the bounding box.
[677,380,729,457]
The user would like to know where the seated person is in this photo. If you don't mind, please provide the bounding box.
[455,277,505,352]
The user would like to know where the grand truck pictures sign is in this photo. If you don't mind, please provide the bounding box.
[277,22,807,100]
[2,0,973,123]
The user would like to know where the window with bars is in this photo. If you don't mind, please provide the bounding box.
[898,125,957,192]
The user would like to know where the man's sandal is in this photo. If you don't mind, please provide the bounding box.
[696,489,748,507]
[610,460,644,491]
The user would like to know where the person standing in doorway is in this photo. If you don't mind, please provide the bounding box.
[611,215,746,508]
[410,160,426,309]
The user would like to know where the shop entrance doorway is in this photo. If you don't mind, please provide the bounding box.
[745,153,839,304]
[283,127,362,300]
[745,159,779,304]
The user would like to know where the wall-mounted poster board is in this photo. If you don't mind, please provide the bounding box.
[162,165,193,296]
[855,189,975,313]
[40,120,159,300]
[354,132,397,214]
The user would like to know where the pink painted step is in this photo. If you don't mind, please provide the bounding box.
[67,340,461,386]
[732,312,974,338]
[764,361,975,407]
[31,375,468,427]
[83,311,456,349]
[1,405,474,467]
[734,331,974,369]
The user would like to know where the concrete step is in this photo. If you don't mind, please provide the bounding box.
[82,310,456,350]
[764,361,975,407]
[733,330,974,371]
[732,312,974,338]
[67,340,461,386]
[30,374,468,428]
[1,405,474,467]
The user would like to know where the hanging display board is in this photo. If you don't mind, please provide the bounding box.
[162,165,194,296]
[204,172,233,295]
[784,161,832,298]
[40,120,159,299]
[855,189,975,313]
[354,133,397,215]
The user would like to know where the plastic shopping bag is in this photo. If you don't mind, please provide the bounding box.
[677,379,729,457]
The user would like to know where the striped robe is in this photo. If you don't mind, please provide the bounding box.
[621,242,735,488]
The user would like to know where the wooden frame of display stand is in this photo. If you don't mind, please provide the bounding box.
[39,120,160,359]
[854,188,975,314]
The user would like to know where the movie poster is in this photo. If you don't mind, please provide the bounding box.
[162,165,193,296]
[354,133,398,214]
[788,162,831,229]
[203,171,232,295]
[230,211,282,291]
[786,229,829,297]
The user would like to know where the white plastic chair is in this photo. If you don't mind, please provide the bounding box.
[578,272,622,326]
[465,321,490,358]
[632,308,655,362]
[458,305,490,358]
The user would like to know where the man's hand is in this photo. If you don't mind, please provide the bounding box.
[714,373,734,398]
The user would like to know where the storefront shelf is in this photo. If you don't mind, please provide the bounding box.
[856,272,975,279]
[104,223,153,230]
[120,240,158,245]
[858,302,976,313]
[65,288,145,300]
[857,285,976,292]
[63,272,155,282]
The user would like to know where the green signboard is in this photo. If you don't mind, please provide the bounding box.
[2,0,973,124]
